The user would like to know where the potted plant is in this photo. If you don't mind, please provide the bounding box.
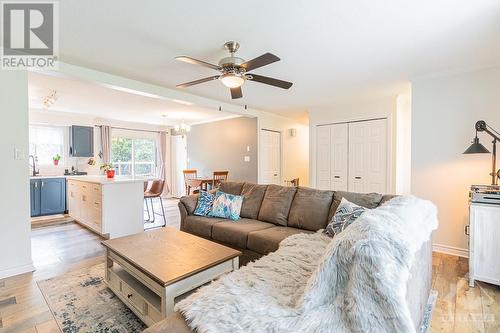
[100,163,115,179]
[53,154,61,166]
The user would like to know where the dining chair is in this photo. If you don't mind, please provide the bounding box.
[183,169,199,195]
[285,178,300,187]
[212,171,229,189]
[144,180,166,227]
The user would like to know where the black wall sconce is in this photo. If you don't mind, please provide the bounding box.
[463,120,500,185]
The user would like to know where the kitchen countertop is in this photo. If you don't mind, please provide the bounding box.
[66,175,147,185]
[30,175,68,179]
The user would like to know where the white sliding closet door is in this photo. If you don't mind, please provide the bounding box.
[316,126,331,190]
[330,123,348,191]
[348,119,387,193]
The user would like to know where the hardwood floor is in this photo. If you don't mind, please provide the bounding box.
[1,200,498,332]
[0,198,180,333]
[431,252,500,332]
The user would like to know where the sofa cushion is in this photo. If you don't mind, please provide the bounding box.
[328,191,383,221]
[258,185,297,226]
[180,194,199,215]
[219,181,245,195]
[211,218,274,249]
[183,215,226,239]
[288,187,334,231]
[380,194,397,205]
[240,183,268,219]
[247,226,314,255]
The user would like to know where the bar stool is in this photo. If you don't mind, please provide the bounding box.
[144,180,166,226]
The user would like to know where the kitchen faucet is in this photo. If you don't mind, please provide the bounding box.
[29,155,39,177]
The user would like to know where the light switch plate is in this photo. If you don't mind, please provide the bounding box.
[244,156,250,162]
[14,148,26,160]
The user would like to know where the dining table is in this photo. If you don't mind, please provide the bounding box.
[185,176,213,194]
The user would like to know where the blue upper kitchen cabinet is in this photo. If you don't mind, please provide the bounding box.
[30,178,66,217]
[70,125,94,157]
[30,179,41,217]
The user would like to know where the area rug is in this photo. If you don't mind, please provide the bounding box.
[38,263,146,333]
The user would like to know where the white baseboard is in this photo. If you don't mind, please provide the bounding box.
[0,262,35,280]
[432,243,469,258]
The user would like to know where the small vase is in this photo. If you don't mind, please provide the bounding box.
[106,169,115,179]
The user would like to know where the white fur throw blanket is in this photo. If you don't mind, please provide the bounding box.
[176,196,438,333]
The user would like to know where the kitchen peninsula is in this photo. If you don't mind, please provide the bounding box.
[67,176,144,239]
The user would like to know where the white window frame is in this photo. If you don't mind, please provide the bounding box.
[29,124,66,166]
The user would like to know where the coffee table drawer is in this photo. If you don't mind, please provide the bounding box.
[122,283,147,315]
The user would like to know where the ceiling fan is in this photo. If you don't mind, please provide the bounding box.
[175,41,293,99]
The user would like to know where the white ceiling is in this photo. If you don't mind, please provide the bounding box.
[28,72,238,125]
[56,0,500,118]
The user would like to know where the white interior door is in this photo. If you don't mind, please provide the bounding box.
[171,135,187,198]
[260,130,281,184]
[330,123,348,191]
[348,119,387,193]
[316,126,331,190]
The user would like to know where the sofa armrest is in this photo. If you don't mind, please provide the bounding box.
[405,239,433,330]
[179,195,199,231]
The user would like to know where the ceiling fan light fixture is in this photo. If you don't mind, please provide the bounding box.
[220,73,245,88]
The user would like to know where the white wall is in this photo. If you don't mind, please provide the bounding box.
[0,71,34,279]
[257,112,309,186]
[395,92,412,194]
[411,66,500,256]
[309,97,400,192]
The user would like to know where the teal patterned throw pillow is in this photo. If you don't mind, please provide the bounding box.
[193,191,215,216]
[209,190,243,221]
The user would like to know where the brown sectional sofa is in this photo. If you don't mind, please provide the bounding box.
[145,182,432,332]
[179,181,394,265]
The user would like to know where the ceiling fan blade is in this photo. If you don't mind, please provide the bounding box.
[230,87,243,99]
[175,56,220,71]
[241,53,280,72]
[248,74,293,89]
[176,75,220,88]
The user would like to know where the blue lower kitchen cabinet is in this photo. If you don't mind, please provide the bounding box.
[30,179,41,216]
[30,178,66,217]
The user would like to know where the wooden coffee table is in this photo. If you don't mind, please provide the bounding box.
[102,227,241,326]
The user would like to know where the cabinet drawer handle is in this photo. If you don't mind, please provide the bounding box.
[354,176,362,179]
[465,225,470,236]
[34,182,38,188]
[94,202,99,205]
[334,176,340,179]
[41,181,44,187]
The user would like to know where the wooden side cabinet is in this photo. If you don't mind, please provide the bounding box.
[468,202,500,287]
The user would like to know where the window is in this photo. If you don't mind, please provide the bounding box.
[29,125,64,165]
[111,135,157,177]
